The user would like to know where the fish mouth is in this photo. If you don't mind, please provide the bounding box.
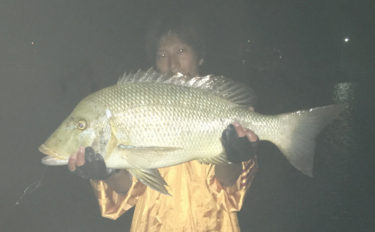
[38,144,65,159]
[39,144,69,166]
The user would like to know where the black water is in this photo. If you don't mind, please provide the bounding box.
[1,1,374,231]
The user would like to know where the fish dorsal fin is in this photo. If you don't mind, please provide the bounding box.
[117,68,256,106]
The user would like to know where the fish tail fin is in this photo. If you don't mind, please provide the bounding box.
[268,105,344,177]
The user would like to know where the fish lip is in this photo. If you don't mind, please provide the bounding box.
[38,144,65,160]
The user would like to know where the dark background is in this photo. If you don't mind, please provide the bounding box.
[0,0,374,231]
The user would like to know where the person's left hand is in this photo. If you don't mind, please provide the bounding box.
[221,122,259,163]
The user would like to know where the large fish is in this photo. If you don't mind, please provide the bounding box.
[39,69,342,194]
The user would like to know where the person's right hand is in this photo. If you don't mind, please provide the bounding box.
[68,146,85,172]
[68,147,116,180]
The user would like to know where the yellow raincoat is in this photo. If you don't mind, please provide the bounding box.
[91,158,257,232]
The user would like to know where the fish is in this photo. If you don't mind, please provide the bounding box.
[39,68,343,194]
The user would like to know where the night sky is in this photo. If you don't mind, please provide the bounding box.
[1,0,374,231]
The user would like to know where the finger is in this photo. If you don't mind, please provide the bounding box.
[68,152,78,172]
[245,129,258,142]
[76,147,85,167]
[232,122,246,137]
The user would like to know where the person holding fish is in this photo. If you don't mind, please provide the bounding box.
[38,14,340,232]
[66,17,259,232]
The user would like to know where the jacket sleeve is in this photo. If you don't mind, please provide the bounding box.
[206,157,258,212]
[90,174,146,220]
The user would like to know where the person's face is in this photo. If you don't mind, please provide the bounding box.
[155,33,203,76]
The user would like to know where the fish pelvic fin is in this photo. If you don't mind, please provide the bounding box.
[127,168,170,195]
[269,104,344,177]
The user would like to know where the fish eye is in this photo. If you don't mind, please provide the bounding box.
[77,120,87,130]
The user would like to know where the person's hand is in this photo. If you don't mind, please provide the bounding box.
[221,122,259,163]
[68,147,116,180]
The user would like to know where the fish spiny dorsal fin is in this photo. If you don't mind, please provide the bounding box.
[117,68,257,106]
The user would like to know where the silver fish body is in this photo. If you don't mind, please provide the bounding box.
[39,69,343,194]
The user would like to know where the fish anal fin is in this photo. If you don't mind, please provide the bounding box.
[128,168,170,195]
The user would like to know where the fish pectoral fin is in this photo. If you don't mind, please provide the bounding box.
[128,168,170,195]
[118,145,182,158]
[41,156,68,166]
[199,152,228,165]
[118,145,182,152]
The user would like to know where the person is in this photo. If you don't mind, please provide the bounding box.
[68,18,259,232]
